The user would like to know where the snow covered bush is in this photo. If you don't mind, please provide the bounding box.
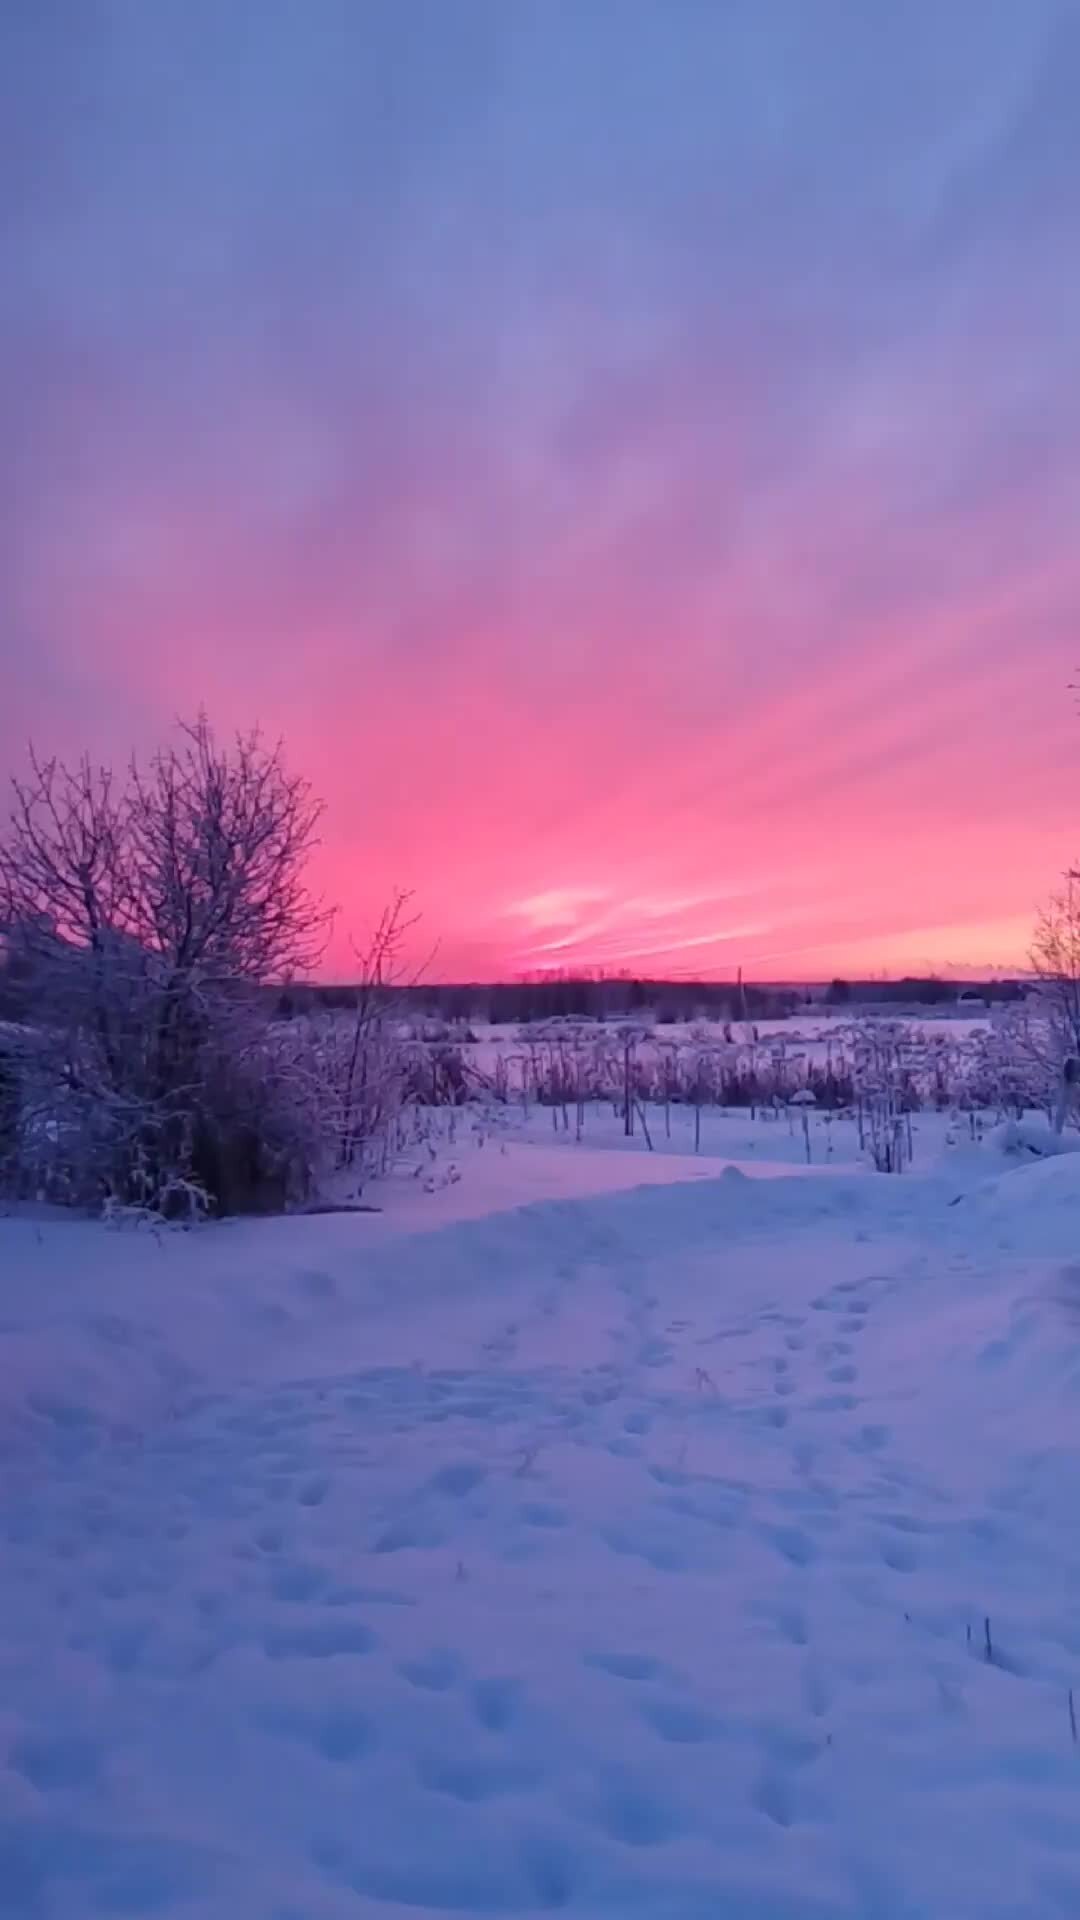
[0,717,350,1214]
[971,876,1080,1137]
[995,1116,1080,1160]
[1031,877,1080,1060]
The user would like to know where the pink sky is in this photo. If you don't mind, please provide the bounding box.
[5,2,1080,982]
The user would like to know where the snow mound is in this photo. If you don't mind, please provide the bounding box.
[960,1147,1080,1241]
[993,1117,1080,1160]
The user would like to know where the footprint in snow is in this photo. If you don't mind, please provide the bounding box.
[771,1605,808,1646]
[11,1732,103,1790]
[802,1659,832,1717]
[397,1647,461,1691]
[258,1702,373,1764]
[519,1501,568,1529]
[269,1560,327,1603]
[766,1525,818,1568]
[639,1698,718,1744]
[595,1780,682,1847]
[428,1460,487,1497]
[879,1539,918,1573]
[416,1751,538,1802]
[648,1464,690,1487]
[584,1650,663,1682]
[471,1676,521,1731]
[297,1475,330,1507]
[637,1339,673,1368]
[752,1770,797,1828]
[263,1620,376,1660]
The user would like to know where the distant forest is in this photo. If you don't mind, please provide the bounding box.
[274,974,1028,1025]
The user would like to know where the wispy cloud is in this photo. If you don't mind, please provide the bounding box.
[2,1,1077,976]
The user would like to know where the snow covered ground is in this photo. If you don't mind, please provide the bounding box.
[3,1118,1080,1918]
[421,1010,996,1083]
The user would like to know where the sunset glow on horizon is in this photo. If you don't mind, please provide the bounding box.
[6,1,1080,983]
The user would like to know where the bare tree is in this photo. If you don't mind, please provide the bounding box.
[0,716,335,1212]
[278,890,432,1187]
[128,718,330,985]
[339,892,423,1168]
[1024,870,1080,1131]
[1032,874,1080,1046]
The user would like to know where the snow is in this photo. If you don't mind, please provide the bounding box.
[3,1119,1080,1917]
[994,1117,1080,1160]
[436,1011,997,1087]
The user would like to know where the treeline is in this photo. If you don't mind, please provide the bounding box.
[273,973,1029,1026]
[824,977,1026,1008]
[275,976,803,1025]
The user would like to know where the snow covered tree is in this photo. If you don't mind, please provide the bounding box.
[0,717,335,1212]
[1008,870,1080,1132]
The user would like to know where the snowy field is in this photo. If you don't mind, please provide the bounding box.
[406,1011,998,1082]
[4,1114,1080,1917]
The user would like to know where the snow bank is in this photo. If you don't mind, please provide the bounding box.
[993,1117,1080,1160]
[952,1148,1080,1257]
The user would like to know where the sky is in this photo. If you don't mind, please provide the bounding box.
[4,0,1080,982]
